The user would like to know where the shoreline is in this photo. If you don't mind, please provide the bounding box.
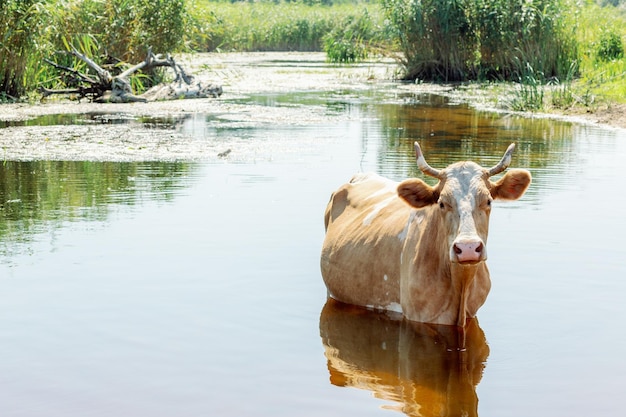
[0,52,623,162]
[2,52,624,130]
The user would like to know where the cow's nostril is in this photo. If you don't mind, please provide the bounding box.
[475,242,483,253]
[453,244,463,255]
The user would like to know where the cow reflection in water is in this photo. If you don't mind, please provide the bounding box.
[319,299,489,417]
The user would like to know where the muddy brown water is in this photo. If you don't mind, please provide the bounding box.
[1,57,626,417]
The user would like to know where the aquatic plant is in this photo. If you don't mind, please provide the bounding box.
[1,0,625,108]
[509,62,545,111]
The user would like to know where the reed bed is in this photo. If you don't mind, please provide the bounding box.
[382,0,579,82]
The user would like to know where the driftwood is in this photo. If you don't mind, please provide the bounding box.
[41,47,222,103]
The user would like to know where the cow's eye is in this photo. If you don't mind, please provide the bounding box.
[439,202,445,209]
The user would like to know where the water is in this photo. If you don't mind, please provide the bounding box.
[1,91,625,416]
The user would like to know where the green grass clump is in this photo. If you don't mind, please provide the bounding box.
[186,0,392,58]
[573,1,626,105]
[323,8,390,63]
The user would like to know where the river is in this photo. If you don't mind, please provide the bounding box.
[0,54,625,417]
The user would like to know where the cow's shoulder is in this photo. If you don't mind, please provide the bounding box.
[325,172,411,235]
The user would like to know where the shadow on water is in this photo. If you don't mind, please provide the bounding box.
[320,299,489,417]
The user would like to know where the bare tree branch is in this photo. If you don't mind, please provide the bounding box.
[42,48,222,103]
[69,46,112,85]
[43,58,99,85]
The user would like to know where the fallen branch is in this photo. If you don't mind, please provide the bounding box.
[41,48,222,103]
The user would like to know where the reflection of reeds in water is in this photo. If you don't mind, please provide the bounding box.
[319,298,489,417]
[0,161,193,260]
[368,99,578,203]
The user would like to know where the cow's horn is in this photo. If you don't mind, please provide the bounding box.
[487,143,516,177]
[414,142,442,178]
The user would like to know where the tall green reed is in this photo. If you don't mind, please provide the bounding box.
[382,0,579,82]
[509,60,545,111]
[0,0,50,99]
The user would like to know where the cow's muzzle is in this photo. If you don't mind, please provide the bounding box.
[452,239,486,264]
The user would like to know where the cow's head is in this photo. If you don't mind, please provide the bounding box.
[397,142,531,264]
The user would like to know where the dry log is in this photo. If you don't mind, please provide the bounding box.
[41,48,222,103]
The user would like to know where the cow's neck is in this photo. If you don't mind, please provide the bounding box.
[404,206,485,326]
[449,263,481,326]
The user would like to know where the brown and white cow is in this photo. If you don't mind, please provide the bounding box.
[320,142,531,326]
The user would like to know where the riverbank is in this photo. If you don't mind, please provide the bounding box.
[0,52,623,162]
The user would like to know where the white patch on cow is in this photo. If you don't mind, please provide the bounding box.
[365,185,395,201]
[363,196,394,226]
[386,302,403,313]
[397,210,420,242]
[383,274,388,281]
[381,341,387,350]
[364,302,404,315]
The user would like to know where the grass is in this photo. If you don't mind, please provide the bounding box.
[574,2,626,106]
[496,1,626,112]
[186,0,393,61]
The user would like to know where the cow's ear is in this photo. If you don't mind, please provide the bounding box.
[490,169,532,200]
[398,179,439,208]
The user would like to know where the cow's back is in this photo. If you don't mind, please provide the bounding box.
[321,173,413,311]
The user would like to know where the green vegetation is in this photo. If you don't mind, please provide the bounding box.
[1,0,625,114]
[0,0,49,99]
[0,0,390,100]
[1,0,190,99]
[382,0,578,82]
[186,0,391,59]
[188,1,333,52]
[574,1,626,106]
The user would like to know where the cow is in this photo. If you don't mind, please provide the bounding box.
[320,142,532,326]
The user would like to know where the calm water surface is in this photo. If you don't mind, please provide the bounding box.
[1,91,625,416]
